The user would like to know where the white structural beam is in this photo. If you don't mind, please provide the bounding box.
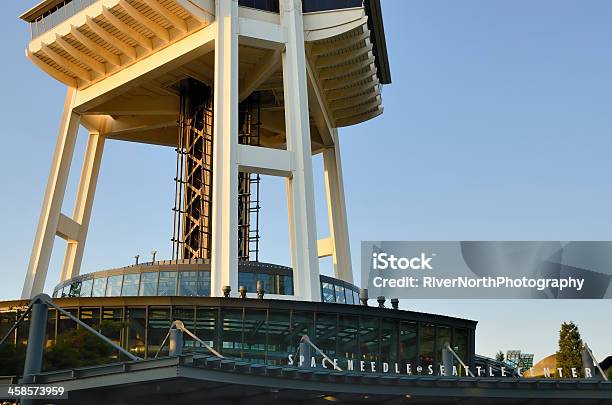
[239,49,282,102]
[54,35,106,75]
[210,0,239,297]
[101,7,154,51]
[306,61,334,146]
[175,0,215,24]
[85,16,137,60]
[238,17,286,49]
[74,23,216,113]
[27,50,78,88]
[281,0,321,301]
[56,213,81,242]
[237,144,292,177]
[119,0,170,43]
[317,237,333,258]
[323,137,353,283]
[60,133,105,281]
[22,89,81,299]
[82,96,179,116]
[69,26,122,67]
[40,44,91,82]
[146,0,188,33]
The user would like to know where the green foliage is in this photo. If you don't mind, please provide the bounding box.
[556,321,583,378]
[495,350,505,362]
[608,367,612,381]
[43,320,126,372]
[0,344,26,376]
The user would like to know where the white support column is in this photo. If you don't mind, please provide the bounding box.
[323,133,353,284]
[22,89,81,299]
[281,0,321,302]
[210,0,239,297]
[60,132,105,282]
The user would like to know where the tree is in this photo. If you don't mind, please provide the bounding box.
[0,343,26,375]
[556,321,583,378]
[44,320,126,371]
[495,350,505,362]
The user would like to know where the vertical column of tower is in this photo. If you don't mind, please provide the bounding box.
[238,97,262,262]
[211,0,239,296]
[22,89,81,299]
[60,131,105,281]
[323,132,353,284]
[281,0,322,301]
[173,79,214,262]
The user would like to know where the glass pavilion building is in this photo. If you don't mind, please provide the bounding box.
[0,0,502,402]
[1,260,476,370]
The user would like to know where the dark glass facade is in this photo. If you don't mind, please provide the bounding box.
[0,298,476,372]
[52,263,359,305]
[238,0,363,14]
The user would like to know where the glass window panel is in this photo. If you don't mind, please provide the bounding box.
[197,272,210,296]
[195,307,218,353]
[315,313,337,360]
[122,274,140,296]
[158,272,177,296]
[279,275,293,295]
[267,310,290,365]
[173,307,195,352]
[321,282,335,303]
[0,311,16,346]
[453,328,469,375]
[257,274,275,295]
[147,307,171,358]
[221,309,243,359]
[419,324,435,370]
[106,275,123,297]
[338,315,359,363]
[346,288,354,305]
[178,272,197,296]
[69,281,81,297]
[238,272,256,293]
[139,272,158,296]
[45,309,56,348]
[80,279,93,297]
[237,0,279,13]
[16,310,30,347]
[353,290,360,305]
[79,307,100,331]
[381,319,399,366]
[399,321,417,371]
[302,0,362,13]
[243,309,267,363]
[334,285,346,304]
[57,308,77,336]
[127,308,146,357]
[101,308,123,355]
[61,285,69,298]
[290,311,314,357]
[436,326,451,365]
[91,277,107,297]
[359,316,380,369]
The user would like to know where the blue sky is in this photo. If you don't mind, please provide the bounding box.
[1,1,611,362]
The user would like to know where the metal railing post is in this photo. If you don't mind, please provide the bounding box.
[441,342,454,377]
[22,296,49,384]
[169,328,184,357]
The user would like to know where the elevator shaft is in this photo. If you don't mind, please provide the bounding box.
[172,80,262,262]
[172,79,214,261]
